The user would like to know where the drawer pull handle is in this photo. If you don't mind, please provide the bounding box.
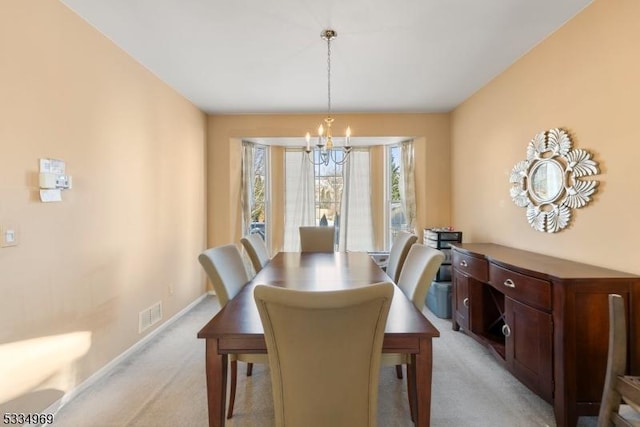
[460,260,468,267]
[503,278,516,288]
[502,324,511,337]
[463,297,469,308]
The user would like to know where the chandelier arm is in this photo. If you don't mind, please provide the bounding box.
[329,148,351,166]
[306,150,330,166]
[305,150,322,166]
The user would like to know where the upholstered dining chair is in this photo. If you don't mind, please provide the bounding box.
[299,226,335,252]
[254,282,394,427]
[385,231,418,283]
[241,233,270,274]
[381,243,445,419]
[597,294,640,427]
[198,244,269,419]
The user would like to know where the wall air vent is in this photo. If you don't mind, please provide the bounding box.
[139,301,163,333]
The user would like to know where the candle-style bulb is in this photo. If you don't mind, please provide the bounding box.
[318,124,324,136]
[305,132,311,150]
[345,126,352,147]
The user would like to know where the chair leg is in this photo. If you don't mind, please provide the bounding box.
[407,363,416,422]
[395,364,403,379]
[227,360,237,419]
[247,362,253,376]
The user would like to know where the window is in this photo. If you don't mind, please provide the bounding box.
[312,151,344,227]
[283,149,346,251]
[250,145,268,239]
[242,142,268,242]
[283,148,373,252]
[387,145,408,248]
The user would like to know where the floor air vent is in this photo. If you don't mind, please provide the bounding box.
[139,301,163,333]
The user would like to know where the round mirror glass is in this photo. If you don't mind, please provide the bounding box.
[529,160,564,203]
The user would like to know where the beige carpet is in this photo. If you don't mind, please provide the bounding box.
[51,295,597,427]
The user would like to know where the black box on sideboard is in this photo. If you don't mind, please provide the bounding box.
[424,228,463,245]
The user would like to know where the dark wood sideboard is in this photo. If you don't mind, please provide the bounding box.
[449,243,640,427]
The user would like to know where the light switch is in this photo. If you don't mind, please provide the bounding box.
[1,225,18,247]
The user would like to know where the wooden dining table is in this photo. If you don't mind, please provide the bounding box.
[197,251,440,426]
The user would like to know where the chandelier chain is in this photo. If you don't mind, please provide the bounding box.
[326,36,332,117]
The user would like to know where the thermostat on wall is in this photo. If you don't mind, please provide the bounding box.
[38,158,72,202]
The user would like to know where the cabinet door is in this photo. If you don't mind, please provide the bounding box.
[504,297,553,402]
[452,270,470,331]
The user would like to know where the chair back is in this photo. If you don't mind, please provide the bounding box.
[254,282,394,427]
[597,294,640,426]
[299,226,335,252]
[198,244,249,306]
[241,233,270,273]
[385,231,418,283]
[397,244,445,310]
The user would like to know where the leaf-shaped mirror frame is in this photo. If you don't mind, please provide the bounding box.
[509,128,600,233]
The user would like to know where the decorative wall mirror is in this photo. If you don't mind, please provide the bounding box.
[509,128,599,233]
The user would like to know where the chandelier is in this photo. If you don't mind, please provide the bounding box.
[305,29,352,166]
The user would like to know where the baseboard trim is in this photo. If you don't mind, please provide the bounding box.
[32,293,209,425]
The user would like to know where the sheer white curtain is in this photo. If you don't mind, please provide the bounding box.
[399,140,417,233]
[241,141,255,236]
[284,150,315,251]
[339,149,373,252]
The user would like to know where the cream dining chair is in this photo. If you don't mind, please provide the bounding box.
[254,282,394,427]
[299,226,335,252]
[381,243,445,419]
[597,293,640,427]
[240,233,270,274]
[385,231,418,284]
[198,244,269,419]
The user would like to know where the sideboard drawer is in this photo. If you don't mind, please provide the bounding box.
[452,250,488,282]
[490,264,551,311]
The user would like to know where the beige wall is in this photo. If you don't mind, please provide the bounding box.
[206,113,451,251]
[451,0,640,274]
[0,0,207,413]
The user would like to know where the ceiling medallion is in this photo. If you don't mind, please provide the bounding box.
[509,128,600,233]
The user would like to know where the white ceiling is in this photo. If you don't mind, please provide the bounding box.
[59,0,592,115]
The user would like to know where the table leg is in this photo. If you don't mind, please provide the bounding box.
[414,337,433,427]
[408,358,417,421]
[205,339,228,427]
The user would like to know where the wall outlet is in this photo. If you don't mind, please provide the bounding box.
[1,225,18,247]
